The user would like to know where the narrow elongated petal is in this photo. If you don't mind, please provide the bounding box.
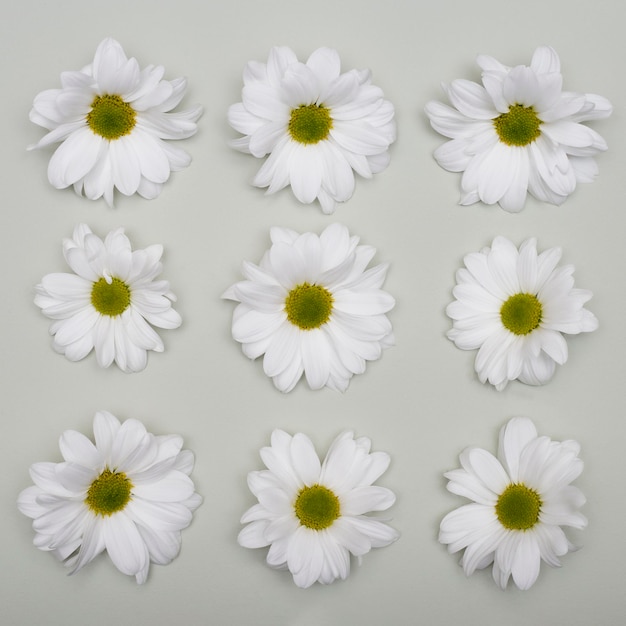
[102,513,149,577]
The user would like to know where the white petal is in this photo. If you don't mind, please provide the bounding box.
[102,513,149,577]
[290,433,321,485]
[136,525,181,565]
[70,515,106,575]
[92,411,121,462]
[287,527,325,588]
[132,472,194,503]
[301,329,331,390]
[48,128,104,188]
[127,498,193,531]
[59,429,103,468]
[341,486,395,515]
[109,137,141,195]
[510,532,542,590]
[459,447,510,495]
[497,417,538,483]
[238,520,270,549]
[530,46,561,74]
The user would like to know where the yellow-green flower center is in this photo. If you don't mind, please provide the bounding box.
[285,283,333,330]
[87,94,137,139]
[493,104,541,146]
[500,293,542,335]
[288,104,333,144]
[91,277,131,317]
[85,468,133,516]
[294,484,340,530]
[495,483,542,530]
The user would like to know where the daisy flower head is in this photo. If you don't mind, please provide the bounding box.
[447,236,597,390]
[35,224,181,373]
[228,46,396,214]
[439,417,586,590]
[222,223,395,392]
[239,430,399,588]
[425,45,612,212]
[28,37,203,207]
[17,411,202,584]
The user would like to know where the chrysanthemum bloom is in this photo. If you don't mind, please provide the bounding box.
[425,45,612,212]
[28,37,202,206]
[439,417,586,590]
[447,236,597,390]
[228,46,396,214]
[35,224,181,373]
[17,411,202,584]
[239,430,399,588]
[223,223,395,392]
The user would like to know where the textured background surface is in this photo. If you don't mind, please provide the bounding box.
[1,1,624,624]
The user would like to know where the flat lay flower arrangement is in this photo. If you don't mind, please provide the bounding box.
[18,39,611,590]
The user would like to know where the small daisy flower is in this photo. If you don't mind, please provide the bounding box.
[447,236,597,390]
[439,417,586,590]
[17,411,202,584]
[223,223,395,392]
[35,224,181,373]
[425,45,612,212]
[28,37,202,206]
[228,46,396,214]
[239,430,399,588]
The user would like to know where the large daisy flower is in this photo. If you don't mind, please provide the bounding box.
[17,411,202,584]
[239,430,399,588]
[439,417,586,590]
[425,45,612,212]
[28,37,203,206]
[35,224,181,373]
[222,223,395,392]
[447,236,597,390]
[228,46,396,214]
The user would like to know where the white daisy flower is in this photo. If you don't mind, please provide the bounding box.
[239,430,399,588]
[228,46,396,214]
[447,236,597,390]
[28,37,202,206]
[17,410,202,584]
[35,224,181,373]
[425,45,612,212]
[223,223,395,392]
[439,417,586,590]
